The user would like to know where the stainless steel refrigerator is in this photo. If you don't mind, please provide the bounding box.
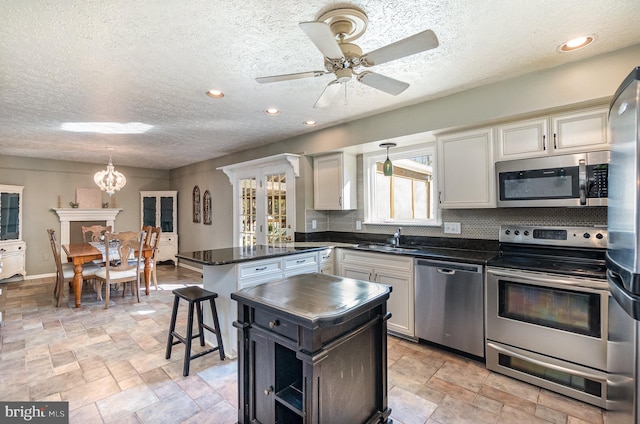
[606,66,640,424]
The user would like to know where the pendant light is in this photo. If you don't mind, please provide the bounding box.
[380,142,397,176]
[94,157,127,196]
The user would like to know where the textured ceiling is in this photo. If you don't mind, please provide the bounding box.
[1,1,639,170]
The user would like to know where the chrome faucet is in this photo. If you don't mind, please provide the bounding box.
[392,227,401,246]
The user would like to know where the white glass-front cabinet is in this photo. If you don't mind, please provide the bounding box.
[437,127,496,209]
[0,185,26,281]
[496,106,608,160]
[140,191,178,264]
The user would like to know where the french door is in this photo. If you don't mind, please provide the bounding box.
[235,164,294,246]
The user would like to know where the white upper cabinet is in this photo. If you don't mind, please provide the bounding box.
[313,152,357,210]
[437,127,496,209]
[497,106,608,160]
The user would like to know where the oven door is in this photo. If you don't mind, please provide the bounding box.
[486,267,609,371]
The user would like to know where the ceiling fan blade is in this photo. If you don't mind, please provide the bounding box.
[361,29,439,66]
[256,70,328,84]
[313,80,342,108]
[299,21,344,60]
[357,71,409,95]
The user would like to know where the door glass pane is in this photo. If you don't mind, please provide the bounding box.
[498,280,601,337]
[160,196,174,232]
[266,173,287,243]
[142,197,156,227]
[0,192,20,240]
[240,177,256,246]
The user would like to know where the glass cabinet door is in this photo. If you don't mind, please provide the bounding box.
[0,192,20,240]
[160,196,174,232]
[142,196,157,227]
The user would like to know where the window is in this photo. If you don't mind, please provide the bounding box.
[364,143,439,225]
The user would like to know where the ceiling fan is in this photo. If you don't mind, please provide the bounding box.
[256,8,439,108]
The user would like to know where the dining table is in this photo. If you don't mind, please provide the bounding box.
[62,242,154,307]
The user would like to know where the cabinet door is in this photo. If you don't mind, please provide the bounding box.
[142,196,156,227]
[437,127,495,208]
[313,153,356,210]
[551,107,608,154]
[248,331,274,423]
[375,269,414,337]
[159,195,174,232]
[340,263,373,282]
[497,118,549,160]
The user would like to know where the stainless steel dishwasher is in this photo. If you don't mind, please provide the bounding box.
[414,259,484,358]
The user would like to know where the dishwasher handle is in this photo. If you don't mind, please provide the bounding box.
[415,259,482,274]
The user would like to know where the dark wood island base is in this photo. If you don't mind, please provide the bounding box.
[232,272,392,424]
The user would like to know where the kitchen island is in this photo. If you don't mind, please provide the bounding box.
[232,272,392,423]
[176,244,341,357]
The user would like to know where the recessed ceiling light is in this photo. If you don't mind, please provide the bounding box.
[303,120,317,127]
[264,107,280,115]
[558,35,595,53]
[206,89,224,98]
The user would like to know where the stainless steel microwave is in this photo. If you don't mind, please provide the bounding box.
[496,151,609,207]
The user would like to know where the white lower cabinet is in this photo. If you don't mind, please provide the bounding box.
[338,249,414,337]
[0,241,26,281]
[318,248,335,275]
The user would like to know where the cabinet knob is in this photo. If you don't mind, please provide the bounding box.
[269,320,280,328]
[264,386,274,395]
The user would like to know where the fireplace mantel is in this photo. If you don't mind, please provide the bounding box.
[52,208,122,246]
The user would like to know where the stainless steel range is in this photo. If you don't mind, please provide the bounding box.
[486,225,613,409]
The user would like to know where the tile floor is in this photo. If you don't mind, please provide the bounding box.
[0,264,608,423]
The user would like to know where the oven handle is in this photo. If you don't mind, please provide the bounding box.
[487,269,608,291]
[487,342,607,384]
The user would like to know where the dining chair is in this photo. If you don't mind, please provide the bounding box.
[94,231,145,308]
[47,229,100,307]
[81,225,113,242]
[136,226,161,290]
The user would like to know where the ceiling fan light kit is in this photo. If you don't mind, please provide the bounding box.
[256,7,439,109]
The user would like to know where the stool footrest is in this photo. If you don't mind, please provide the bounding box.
[190,346,222,360]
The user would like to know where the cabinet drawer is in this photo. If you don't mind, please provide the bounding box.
[238,258,282,280]
[284,253,318,271]
[253,309,298,342]
[0,241,25,254]
[340,250,413,272]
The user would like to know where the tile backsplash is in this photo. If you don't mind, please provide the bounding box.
[305,207,607,241]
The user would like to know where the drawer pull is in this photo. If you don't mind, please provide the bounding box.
[255,266,268,271]
[264,386,273,395]
[296,259,306,264]
[0,248,5,253]
[269,320,280,328]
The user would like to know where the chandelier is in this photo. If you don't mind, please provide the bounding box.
[94,158,126,196]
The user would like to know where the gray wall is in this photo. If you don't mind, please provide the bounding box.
[172,44,638,247]
[0,156,170,276]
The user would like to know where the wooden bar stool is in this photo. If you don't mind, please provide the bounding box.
[165,286,225,376]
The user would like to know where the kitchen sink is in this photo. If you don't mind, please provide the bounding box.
[355,243,418,254]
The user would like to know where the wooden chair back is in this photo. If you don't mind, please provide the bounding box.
[47,229,65,306]
[82,225,112,242]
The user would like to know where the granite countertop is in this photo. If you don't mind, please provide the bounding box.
[175,242,352,266]
[177,240,497,267]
